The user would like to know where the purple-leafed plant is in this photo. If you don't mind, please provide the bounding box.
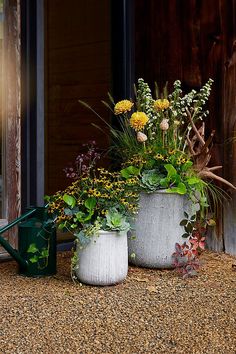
[172,213,207,278]
[63,141,101,179]
[172,242,201,279]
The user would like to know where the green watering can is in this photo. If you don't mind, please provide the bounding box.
[0,206,57,277]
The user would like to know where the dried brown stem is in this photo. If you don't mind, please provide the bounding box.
[186,108,205,146]
[185,109,236,191]
[198,170,236,190]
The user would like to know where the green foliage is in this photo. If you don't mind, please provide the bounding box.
[78,78,230,281]
[48,167,139,240]
[63,194,76,208]
[74,230,91,247]
[167,182,187,195]
[84,197,96,210]
[105,208,130,232]
[120,166,140,179]
[27,244,49,268]
[141,170,162,191]
[27,243,38,254]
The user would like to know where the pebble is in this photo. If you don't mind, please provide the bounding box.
[0,251,235,353]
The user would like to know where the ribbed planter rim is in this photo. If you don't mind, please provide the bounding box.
[141,189,184,195]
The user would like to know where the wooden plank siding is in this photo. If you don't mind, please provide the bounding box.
[0,0,21,252]
[135,0,236,254]
[222,2,236,255]
[45,0,111,195]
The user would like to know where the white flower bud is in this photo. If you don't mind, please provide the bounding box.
[160,119,169,131]
[137,132,148,143]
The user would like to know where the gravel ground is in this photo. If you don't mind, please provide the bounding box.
[0,251,236,354]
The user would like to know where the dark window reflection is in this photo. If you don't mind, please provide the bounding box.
[0,0,3,217]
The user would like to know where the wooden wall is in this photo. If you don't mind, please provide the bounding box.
[135,0,236,254]
[45,0,111,195]
[44,0,236,254]
[2,0,21,247]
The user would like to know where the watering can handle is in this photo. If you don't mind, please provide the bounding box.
[0,208,37,235]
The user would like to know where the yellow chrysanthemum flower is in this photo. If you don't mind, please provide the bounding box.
[114,100,134,115]
[130,112,149,131]
[153,99,170,111]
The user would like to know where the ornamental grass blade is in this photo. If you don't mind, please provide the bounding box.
[101,100,113,112]
[107,92,115,104]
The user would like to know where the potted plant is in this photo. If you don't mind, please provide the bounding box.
[81,79,235,268]
[48,159,138,285]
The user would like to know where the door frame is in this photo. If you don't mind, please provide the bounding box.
[1,0,44,255]
[0,0,21,252]
[21,0,45,211]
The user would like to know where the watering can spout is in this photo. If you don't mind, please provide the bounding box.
[0,234,28,269]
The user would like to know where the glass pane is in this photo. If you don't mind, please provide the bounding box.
[0,0,3,218]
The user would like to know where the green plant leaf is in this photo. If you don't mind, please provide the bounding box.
[74,231,91,246]
[75,211,93,223]
[40,249,49,258]
[121,165,140,179]
[167,182,187,195]
[70,223,77,229]
[105,208,130,231]
[180,219,188,226]
[187,177,201,185]
[58,222,65,230]
[63,194,76,208]
[160,178,168,188]
[64,208,73,216]
[146,159,156,168]
[75,211,86,222]
[164,164,177,178]
[192,203,200,213]
[29,255,39,263]
[27,243,38,254]
[181,161,193,171]
[84,197,96,210]
[141,170,161,190]
[176,182,187,194]
[185,223,193,233]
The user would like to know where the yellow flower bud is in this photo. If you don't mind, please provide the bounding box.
[130,112,149,131]
[114,100,134,115]
[154,99,170,111]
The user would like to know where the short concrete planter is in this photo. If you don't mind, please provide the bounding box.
[76,230,128,286]
[128,190,188,268]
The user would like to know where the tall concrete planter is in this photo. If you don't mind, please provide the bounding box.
[75,230,128,285]
[128,190,188,268]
